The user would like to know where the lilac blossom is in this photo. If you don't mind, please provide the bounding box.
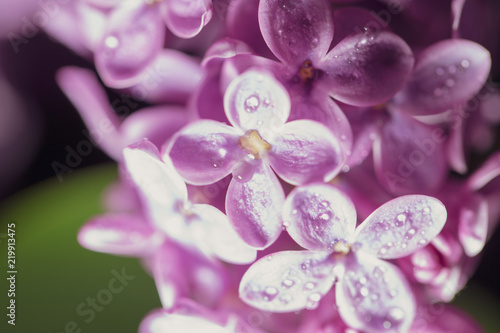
[239,183,447,332]
[167,69,344,248]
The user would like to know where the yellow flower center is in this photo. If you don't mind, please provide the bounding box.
[238,130,271,159]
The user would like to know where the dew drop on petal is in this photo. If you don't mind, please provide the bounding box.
[395,214,406,227]
[281,279,295,288]
[360,287,369,297]
[244,94,260,113]
[105,35,119,49]
[461,59,470,68]
[306,293,321,310]
[303,281,316,290]
[280,294,293,304]
[404,228,416,240]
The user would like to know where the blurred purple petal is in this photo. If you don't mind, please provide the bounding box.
[459,195,488,257]
[162,0,213,39]
[56,67,122,161]
[337,252,416,333]
[226,162,285,249]
[239,251,336,312]
[322,31,414,106]
[224,69,291,132]
[392,39,491,115]
[78,214,158,256]
[268,120,344,185]
[446,109,468,174]
[95,2,165,88]
[190,204,257,264]
[466,151,500,191]
[373,112,448,195]
[354,195,447,259]
[258,0,334,65]
[283,183,357,251]
[167,120,243,185]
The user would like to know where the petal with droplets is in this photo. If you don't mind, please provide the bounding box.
[167,120,243,185]
[354,195,447,259]
[189,204,257,264]
[95,2,165,88]
[337,252,416,333]
[392,39,491,115]
[283,183,357,251]
[78,214,158,256]
[459,195,488,257]
[269,120,344,185]
[322,31,414,106]
[224,70,290,132]
[226,162,285,249]
[239,251,336,312]
[258,0,334,65]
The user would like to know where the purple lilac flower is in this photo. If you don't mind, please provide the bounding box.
[239,183,447,332]
[167,69,344,248]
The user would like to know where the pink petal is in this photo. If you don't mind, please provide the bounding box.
[373,111,447,195]
[337,252,416,333]
[78,214,158,256]
[121,106,189,148]
[239,251,336,312]
[392,39,491,115]
[354,195,447,259]
[166,120,243,185]
[446,109,468,174]
[123,49,202,104]
[226,162,285,249]
[322,31,414,106]
[459,195,488,257]
[56,67,123,161]
[162,0,213,39]
[283,183,357,251]
[466,151,500,191]
[288,90,353,156]
[95,1,165,88]
[123,140,189,240]
[268,120,344,185]
[201,38,253,70]
[189,204,257,264]
[411,305,483,333]
[258,0,334,65]
[224,69,291,132]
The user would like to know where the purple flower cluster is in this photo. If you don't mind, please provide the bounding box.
[47,0,499,332]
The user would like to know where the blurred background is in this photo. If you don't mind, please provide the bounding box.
[1,0,500,332]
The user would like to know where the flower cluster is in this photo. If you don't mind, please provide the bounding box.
[47,0,500,332]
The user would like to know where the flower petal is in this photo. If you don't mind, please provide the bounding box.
[78,214,158,256]
[224,69,291,132]
[466,151,500,191]
[189,204,257,264]
[322,30,414,106]
[392,39,491,115]
[459,195,488,257]
[123,139,189,240]
[258,0,334,65]
[268,120,344,185]
[162,0,212,39]
[283,183,357,251]
[167,120,243,185]
[336,252,416,333]
[373,111,448,195]
[139,308,231,333]
[121,106,189,148]
[239,251,336,312]
[354,195,447,259]
[56,66,122,161]
[95,1,165,88]
[226,162,285,249]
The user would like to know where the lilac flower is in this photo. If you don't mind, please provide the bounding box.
[167,69,344,248]
[239,183,447,332]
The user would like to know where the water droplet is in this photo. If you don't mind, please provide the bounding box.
[340,134,347,141]
[303,282,316,290]
[257,120,264,126]
[378,247,388,256]
[263,98,271,107]
[283,221,290,229]
[306,293,321,310]
[213,163,219,168]
[311,38,319,48]
[405,228,416,240]
[418,239,427,246]
[280,294,292,304]
[244,95,260,113]
[395,214,406,227]
[282,279,295,288]
[446,79,455,87]
[435,67,445,75]
[383,320,392,329]
[342,165,350,173]
[388,307,405,322]
[320,201,329,208]
[360,287,369,297]
[291,209,298,215]
[371,293,380,301]
[359,277,367,285]
[401,242,407,249]
[265,286,278,296]
[461,59,470,68]
[389,289,398,298]
[423,207,430,214]
[318,212,331,221]
[266,255,273,262]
